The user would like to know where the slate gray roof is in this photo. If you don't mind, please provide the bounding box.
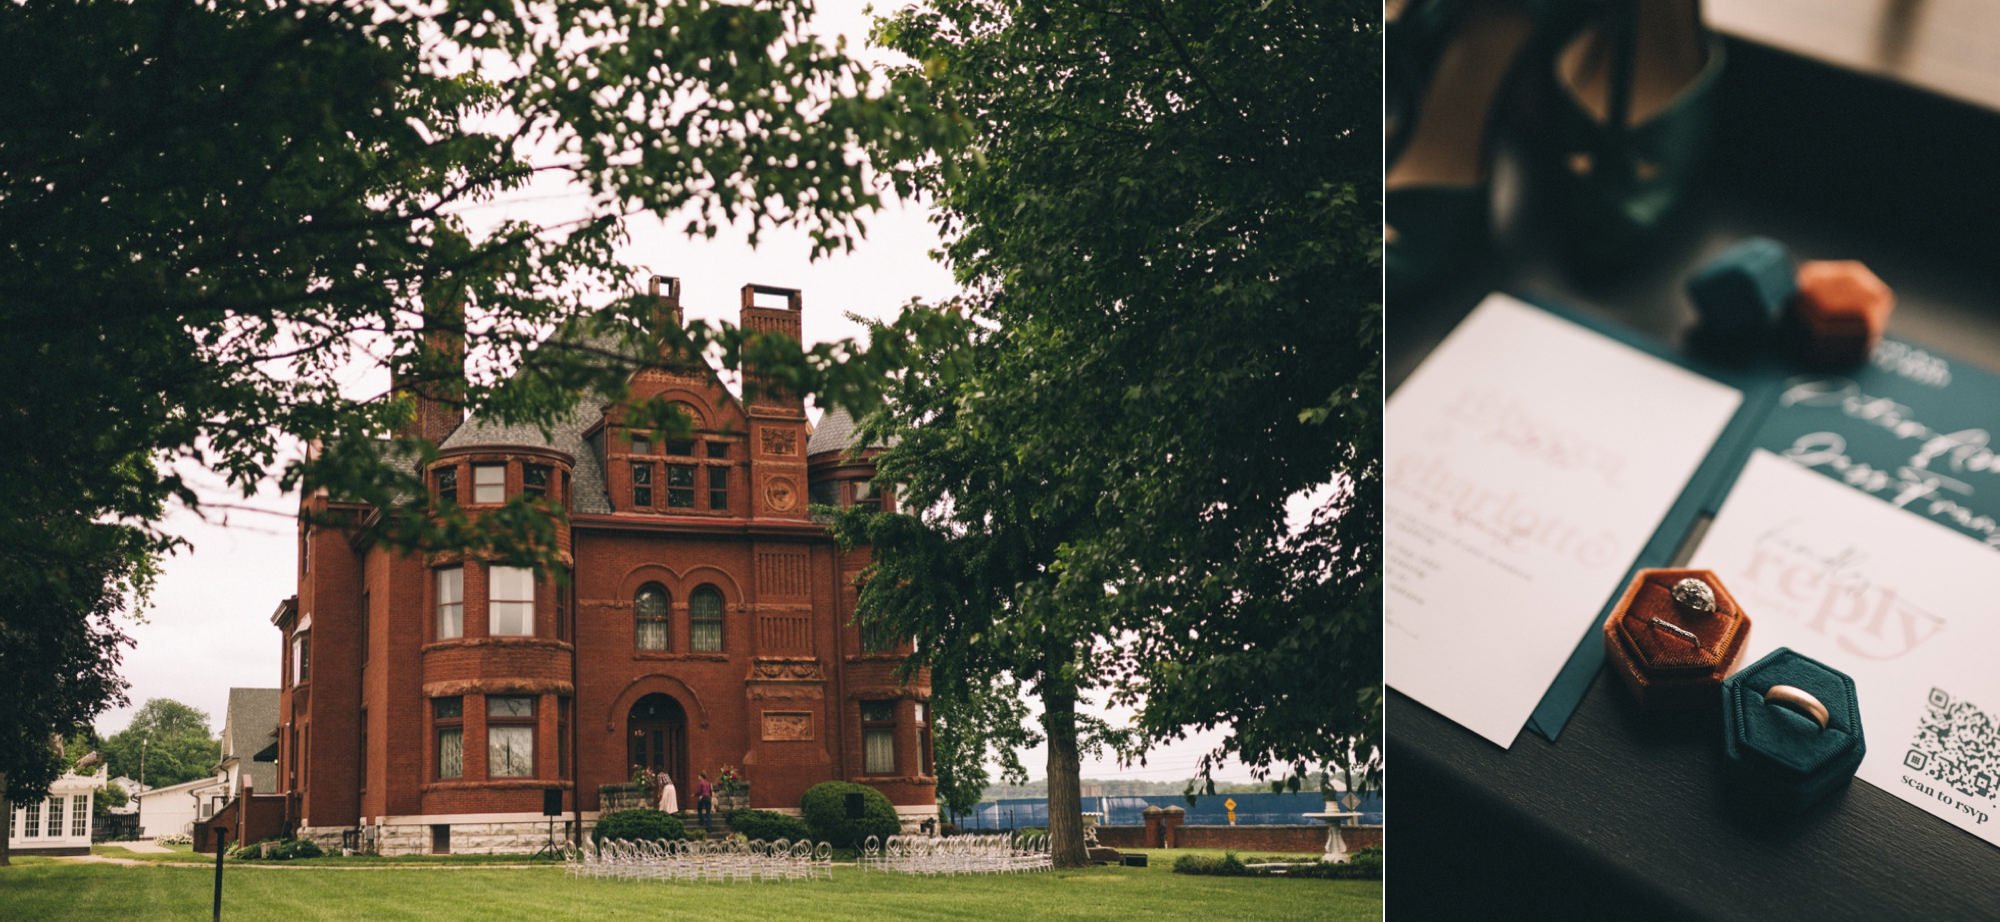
[806,405,892,458]
[442,396,615,514]
[220,688,280,793]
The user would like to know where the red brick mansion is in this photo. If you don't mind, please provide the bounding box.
[272,281,936,854]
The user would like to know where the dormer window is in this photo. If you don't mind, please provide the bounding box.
[708,467,729,510]
[473,464,505,503]
[632,462,654,508]
[666,465,696,508]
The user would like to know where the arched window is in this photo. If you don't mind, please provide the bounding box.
[635,584,670,651]
[689,585,724,652]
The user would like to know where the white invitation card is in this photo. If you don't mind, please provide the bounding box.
[1386,294,1743,747]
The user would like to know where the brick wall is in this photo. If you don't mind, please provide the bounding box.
[196,794,292,853]
[1096,825,1146,849]
[1340,825,1383,850]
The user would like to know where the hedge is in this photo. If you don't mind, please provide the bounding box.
[729,809,811,843]
[591,809,687,844]
[798,781,900,849]
[1172,847,1382,881]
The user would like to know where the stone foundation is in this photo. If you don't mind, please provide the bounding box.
[293,825,353,853]
[305,818,572,856]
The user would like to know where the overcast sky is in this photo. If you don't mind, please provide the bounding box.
[92,0,1261,787]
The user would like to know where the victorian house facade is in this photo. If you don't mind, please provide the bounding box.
[272,281,935,854]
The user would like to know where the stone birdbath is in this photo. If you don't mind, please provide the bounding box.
[1301,811,1361,863]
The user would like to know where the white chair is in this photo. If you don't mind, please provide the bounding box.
[813,841,834,880]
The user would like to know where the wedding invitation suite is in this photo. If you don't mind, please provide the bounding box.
[1385,294,1744,747]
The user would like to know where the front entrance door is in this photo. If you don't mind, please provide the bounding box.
[627,694,688,794]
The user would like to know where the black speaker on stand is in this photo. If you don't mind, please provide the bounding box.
[532,788,564,860]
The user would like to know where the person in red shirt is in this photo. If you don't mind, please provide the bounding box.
[695,772,714,831]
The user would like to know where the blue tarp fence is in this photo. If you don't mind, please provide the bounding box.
[951,791,1384,830]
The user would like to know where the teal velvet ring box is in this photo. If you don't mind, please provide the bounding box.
[1720,647,1865,811]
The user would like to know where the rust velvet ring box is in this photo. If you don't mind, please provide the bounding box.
[1601,568,1751,712]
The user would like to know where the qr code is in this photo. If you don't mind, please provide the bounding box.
[1904,688,2000,802]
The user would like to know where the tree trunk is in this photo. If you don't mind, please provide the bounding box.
[1041,682,1089,869]
[1,771,11,867]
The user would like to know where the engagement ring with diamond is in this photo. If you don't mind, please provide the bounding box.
[1672,577,1717,615]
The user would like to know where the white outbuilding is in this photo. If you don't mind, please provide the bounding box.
[8,772,106,855]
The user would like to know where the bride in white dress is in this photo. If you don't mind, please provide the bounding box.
[658,772,679,814]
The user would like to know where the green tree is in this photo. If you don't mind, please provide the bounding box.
[930,676,1038,823]
[96,782,131,818]
[0,0,957,864]
[844,0,1381,865]
[0,519,148,867]
[101,699,220,790]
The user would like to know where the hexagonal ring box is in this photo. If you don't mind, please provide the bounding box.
[1601,568,1752,712]
[1720,647,1865,811]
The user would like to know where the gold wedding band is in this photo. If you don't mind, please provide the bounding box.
[1764,684,1830,730]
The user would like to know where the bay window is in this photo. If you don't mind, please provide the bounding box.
[488,696,536,777]
[435,697,463,779]
[435,567,463,640]
[489,566,534,636]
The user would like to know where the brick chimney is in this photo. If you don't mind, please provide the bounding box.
[648,274,684,330]
[739,283,808,521]
[738,283,804,416]
[392,294,466,445]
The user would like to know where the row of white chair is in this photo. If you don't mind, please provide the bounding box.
[566,838,833,882]
[859,833,1053,875]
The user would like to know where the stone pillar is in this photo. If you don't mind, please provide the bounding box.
[1161,806,1186,849]
[1142,805,1165,848]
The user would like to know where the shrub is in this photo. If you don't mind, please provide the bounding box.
[1174,852,1252,876]
[1339,845,1383,879]
[799,781,899,849]
[156,834,192,846]
[729,809,810,843]
[281,838,324,860]
[591,808,686,844]
[228,837,325,861]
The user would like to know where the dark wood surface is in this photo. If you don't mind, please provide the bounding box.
[1386,37,2000,922]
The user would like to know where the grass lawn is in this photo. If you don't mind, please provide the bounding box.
[2,848,1379,920]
